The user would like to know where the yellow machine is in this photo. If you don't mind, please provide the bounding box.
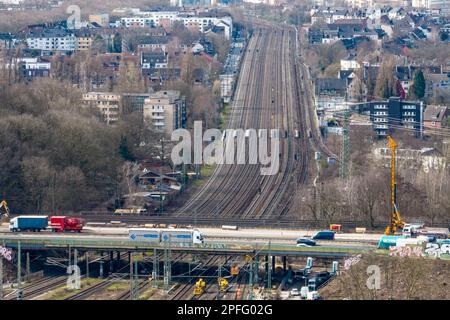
[385,136,405,235]
[0,200,10,223]
[218,277,229,292]
[194,278,206,295]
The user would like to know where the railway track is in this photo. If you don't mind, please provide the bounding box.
[170,255,221,300]
[4,275,68,300]
[171,26,306,221]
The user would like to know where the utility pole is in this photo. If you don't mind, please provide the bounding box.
[85,252,89,279]
[26,252,30,277]
[340,111,351,180]
[152,248,158,288]
[248,258,254,300]
[134,258,138,299]
[163,235,171,292]
[129,252,134,300]
[267,242,272,292]
[17,241,22,300]
[0,252,3,300]
[159,138,166,215]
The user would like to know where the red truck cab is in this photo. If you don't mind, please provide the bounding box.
[50,216,83,233]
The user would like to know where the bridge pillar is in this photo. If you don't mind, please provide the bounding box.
[282,256,287,272]
[109,251,114,272]
[271,256,275,273]
[99,261,104,278]
[116,251,120,261]
[265,255,269,274]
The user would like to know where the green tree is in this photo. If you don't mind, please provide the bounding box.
[113,33,122,53]
[119,135,135,161]
[412,70,426,99]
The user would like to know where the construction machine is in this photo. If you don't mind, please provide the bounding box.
[218,277,229,292]
[385,136,405,235]
[0,200,10,223]
[194,278,206,295]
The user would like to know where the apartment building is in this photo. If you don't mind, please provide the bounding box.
[117,11,233,39]
[143,90,186,136]
[74,29,93,51]
[363,97,423,137]
[82,92,122,125]
[26,29,76,52]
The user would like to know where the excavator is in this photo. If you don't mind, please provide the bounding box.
[385,136,405,235]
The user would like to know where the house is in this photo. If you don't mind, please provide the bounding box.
[138,170,181,190]
[19,57,51,80]
[0,33,14,50]
[137,36,170,52]
[315,78,347,110]
[423,105,450,129]
[424,73,450,98]
[141,50,168,69]
[308,28,323,44]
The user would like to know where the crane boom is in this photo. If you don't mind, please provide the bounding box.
[0,200,10,217]
[385,136,404,235]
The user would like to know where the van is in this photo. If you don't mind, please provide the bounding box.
[312,230,335,240]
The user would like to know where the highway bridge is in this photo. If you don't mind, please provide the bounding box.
[0,229,376,258]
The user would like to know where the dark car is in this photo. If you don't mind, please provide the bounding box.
[312,231,335,240]
[296,238,317,246]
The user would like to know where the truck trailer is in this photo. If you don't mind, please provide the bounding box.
[128,228,204,244]
[10,216,48,232]
[49,216,83,233]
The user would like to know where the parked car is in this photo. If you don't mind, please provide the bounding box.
[312,230,335,240]
[296,238,316,246]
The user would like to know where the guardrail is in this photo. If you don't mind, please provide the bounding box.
[0,237,372,257]
[73,213,450,230]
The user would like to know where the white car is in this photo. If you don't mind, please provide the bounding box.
[290,288,300,296]
[296,243,313,247]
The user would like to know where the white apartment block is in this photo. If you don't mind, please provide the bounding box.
[82,92,122,125]
[118,11,233,39]
[26,31,76,51]
[143,90,184,136]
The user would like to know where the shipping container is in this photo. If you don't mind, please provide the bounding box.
[10,216,48,232]
[378,235,405,249]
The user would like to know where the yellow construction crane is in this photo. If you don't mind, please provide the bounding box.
[385,136,405,235]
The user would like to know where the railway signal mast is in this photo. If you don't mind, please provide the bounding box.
[385,135,405,235]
